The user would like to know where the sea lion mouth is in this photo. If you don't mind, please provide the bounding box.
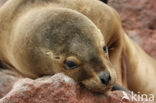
[80,82,114,94]
[80,76,115,93]
[80,80,130,94]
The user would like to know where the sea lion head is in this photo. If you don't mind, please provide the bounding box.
[12,7,117,93]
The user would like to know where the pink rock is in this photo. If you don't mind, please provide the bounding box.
[109,0,156,58]
[0,70,20,99]
[0,73,150,103]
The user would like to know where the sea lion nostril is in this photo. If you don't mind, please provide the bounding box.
[99,71,111,85]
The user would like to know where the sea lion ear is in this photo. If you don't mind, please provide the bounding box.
[100,0,108,4]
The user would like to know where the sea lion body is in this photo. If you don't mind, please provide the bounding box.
[0,0,155,95]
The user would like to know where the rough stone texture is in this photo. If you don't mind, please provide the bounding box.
[0,70,20,99]
[109,0,156,58]
[0,73,150,103]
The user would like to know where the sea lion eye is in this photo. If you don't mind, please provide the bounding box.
[64,56,80,70]
[103,46,108,53]
[64,60,78,69]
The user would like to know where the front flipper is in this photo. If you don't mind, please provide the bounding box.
[112,84,131,94]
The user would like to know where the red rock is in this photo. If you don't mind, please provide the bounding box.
[109,0,156,58]
[0,70,20,99]
[0,73,150,103]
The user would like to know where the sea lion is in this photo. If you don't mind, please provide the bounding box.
[0,0,155,95]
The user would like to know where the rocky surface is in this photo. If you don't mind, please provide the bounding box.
[109,0,156,58]
[0,73,150,103]
[0,70,20,99]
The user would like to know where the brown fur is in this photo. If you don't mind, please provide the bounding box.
[0,0,155,95]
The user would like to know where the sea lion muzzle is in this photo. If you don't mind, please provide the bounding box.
[99,70,111,85]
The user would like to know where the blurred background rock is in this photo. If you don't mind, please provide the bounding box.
[109,0,156,58]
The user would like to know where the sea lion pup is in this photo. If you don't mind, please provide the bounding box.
[0,0,117,93]
[0,0,156,95]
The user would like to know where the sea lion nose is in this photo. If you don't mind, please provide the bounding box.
[99,70,111,85]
